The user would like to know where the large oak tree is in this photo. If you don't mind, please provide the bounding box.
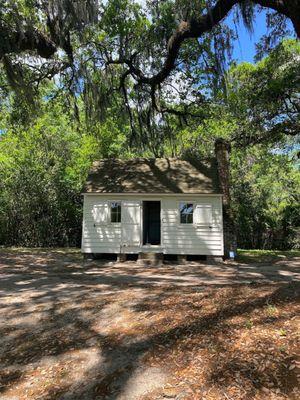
[0,2,298,62]
[0,1,299,142]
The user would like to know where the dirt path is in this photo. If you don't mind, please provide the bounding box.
[0,250,299,399]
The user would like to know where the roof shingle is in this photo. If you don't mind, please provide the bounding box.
[83,157,221,194]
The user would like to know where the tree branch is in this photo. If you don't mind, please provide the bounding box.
[107,0,299,89]
[0,24,57,59]
[233,119,300,147]
[253,0,288,14]
[135,0,239,86]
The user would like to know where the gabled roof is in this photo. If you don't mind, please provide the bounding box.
[83,157,221,194]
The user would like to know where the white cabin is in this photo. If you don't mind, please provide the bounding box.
[82,158,224,258]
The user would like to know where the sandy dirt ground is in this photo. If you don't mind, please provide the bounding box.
[0,249,299,400]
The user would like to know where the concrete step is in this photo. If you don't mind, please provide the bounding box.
[138,252,163,260]
[138,252,163,266]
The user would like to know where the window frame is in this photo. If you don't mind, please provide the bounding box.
[179,202,194,224]
[110,201,122,223]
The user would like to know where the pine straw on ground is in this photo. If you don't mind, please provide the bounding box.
[0,271,299,399]
[141,283,299,400]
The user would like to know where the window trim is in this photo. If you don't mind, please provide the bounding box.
[179,202,194,224]
[110,200,122,224]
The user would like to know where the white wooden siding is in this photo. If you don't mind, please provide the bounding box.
[121,200,141,246]
[82,194,223,256]
[161,197,223,255]
[82,198,121,253]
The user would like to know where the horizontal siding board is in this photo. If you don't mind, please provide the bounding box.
[82,247,121,253]
[84,236,122,243]
[82,242,121,247]
[163,241,222,248]
[82,246,223,254]
[82,194,224,255]
[163,228,218,233]
[162,231,222,236]
[163,239,222,244]
[161,196,223,255]
[164,243,222,249]
[82,229,121,235]
[82,234,121,240]
[84,228,122,233]
[161,227,223,231]
[82,196,122,252]
[162,240,222,246]
[162,231,221,236]
[164,249,223,255]
[164,246,223,251]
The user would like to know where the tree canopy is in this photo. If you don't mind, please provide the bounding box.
[0,39,299,248]
[0,1,299,134]
[0,2,299,249]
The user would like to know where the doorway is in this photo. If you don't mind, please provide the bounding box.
[142,201,161,245]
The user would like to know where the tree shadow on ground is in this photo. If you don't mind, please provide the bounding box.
[0,250,299,399]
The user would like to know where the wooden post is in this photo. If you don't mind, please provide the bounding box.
[83,253,94,260]
[117,253,127,262]
[206,256,223,264]
[177,254,187,264]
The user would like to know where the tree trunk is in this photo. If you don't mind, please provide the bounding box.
[292,19,300,38]
[215,139,237,259]
[289,7,300,37]
[254,1,300,37]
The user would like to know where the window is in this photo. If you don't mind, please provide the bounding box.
[111,201,121,223]
[179,203,193,224]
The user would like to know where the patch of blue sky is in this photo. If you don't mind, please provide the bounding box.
[226,8,294,64]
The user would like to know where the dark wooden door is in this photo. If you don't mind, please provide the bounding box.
[143,201,161,245]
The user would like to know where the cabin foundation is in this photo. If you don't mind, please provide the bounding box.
[177,254,187,264]
[117,253,127,262]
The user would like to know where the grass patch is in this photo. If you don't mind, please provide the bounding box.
[237,249,300,263]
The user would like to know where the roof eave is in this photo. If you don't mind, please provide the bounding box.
[82,192,223,196]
